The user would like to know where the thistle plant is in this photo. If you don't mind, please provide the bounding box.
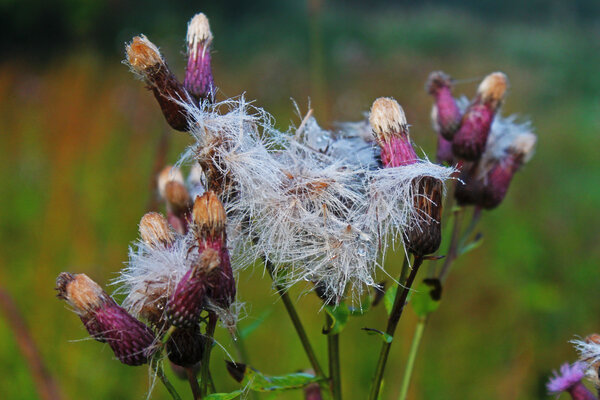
[55,12,538,400]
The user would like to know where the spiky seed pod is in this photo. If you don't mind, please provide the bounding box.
[166,326,206,367]
[192,192,236,308]
[369,97,417,167]
[403,176,444,256]
[166,248,220,328]
[452,72,508,161]
[55,273,156,366]
[184,13,215,103]
[126,35,193,132]
[139,212,175,248]
[480,133,536,209]
[427,71,462,140]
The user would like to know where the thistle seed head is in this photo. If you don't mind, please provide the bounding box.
[192,191,226,241]
[158,166,185,199]
[56,272,156,366]
[369,97,417,167]
[126,35,164,75]
[165,181,192,213]
[139,212,174,248]
[477,72,508,110]
[125,36,193,131]
[56,272,111,316]
[369,97,408,142]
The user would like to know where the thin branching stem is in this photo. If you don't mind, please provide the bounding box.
[327,313,342,400]
[200,313,218,397]
[368,256,424,400]
[398,316,427,400]
[154,359,182,400]
[266,261,326,378]
[438,208,463,282]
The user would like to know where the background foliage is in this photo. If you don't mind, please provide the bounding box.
[0,1,599,398]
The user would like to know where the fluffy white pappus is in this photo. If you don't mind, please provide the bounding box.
[364,161,457,252]
[176,96,454,302]
[572,339,600,365]
[113,231,195,320]
[476,114,535,179]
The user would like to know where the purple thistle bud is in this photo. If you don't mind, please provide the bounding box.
[304,380,322,400]
[56,273,156,366]
[166,326,206,367]
[166,248,220,328]
[184,13,216,103]
[452,72,508,161]
[369,97,417,167]
[427,71,462,140]
[547,362,597,400]
[192,192,236,309]
[126,35,193,132]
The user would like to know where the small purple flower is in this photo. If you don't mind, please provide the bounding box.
[547,362,597,400]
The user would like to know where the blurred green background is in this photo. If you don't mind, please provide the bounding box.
[1,0,599,399]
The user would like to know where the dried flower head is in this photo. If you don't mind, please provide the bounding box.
[184,13,215,103]
[176,96,455,302]
[139,212,174,248]
[369,97,417,167]
[56,272,156,365]
[125,36,193,131]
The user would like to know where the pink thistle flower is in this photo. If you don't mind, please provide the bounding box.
[547,362,597,400]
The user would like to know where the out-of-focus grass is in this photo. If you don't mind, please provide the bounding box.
[1,6,599,400]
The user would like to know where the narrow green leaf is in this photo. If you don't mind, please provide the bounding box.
[204,391,243,400]
[362,327,393,343]
[383,286,397,315]
[239,309,272,340]
[323,303,350,335]
[458,233,484,256]
[226,362,323,392]
[411,279,442,317]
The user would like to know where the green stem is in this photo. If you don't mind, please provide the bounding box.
[457,206,482,250]
[154,359,182,400]
[266,261,326,378]
[326,313,341,400]
[399,256,410,286]
[200,313,218,397]
[368,256,424,400]
[398,317,427,400]
[438,208,463,282]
